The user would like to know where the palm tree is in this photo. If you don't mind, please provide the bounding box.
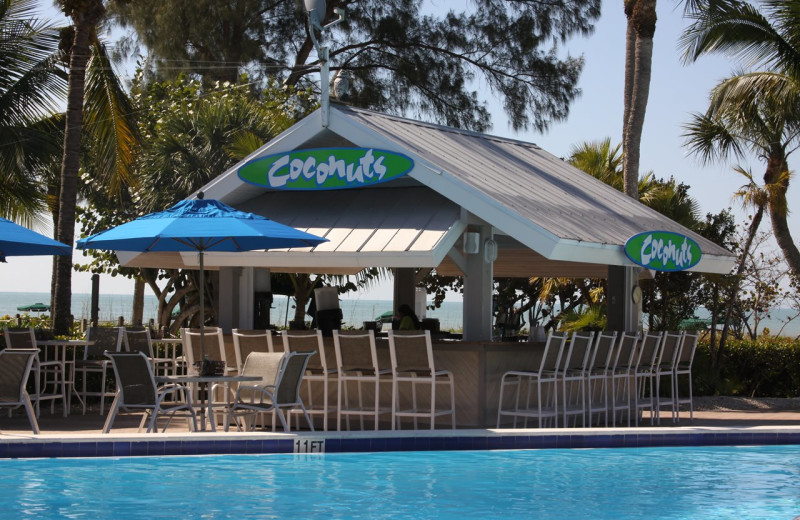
[53,0,144,334]
[622,0,658,199]
[0,0,65,224]
[682,71,800,276]
[680,0,800,276]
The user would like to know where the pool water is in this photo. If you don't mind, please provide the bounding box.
[3,445,800,519]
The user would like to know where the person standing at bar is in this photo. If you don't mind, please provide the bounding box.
[397,304,421,330]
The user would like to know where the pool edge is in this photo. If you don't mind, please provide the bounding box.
[2,426,800,458]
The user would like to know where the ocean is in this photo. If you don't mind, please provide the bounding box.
[0,292,465,331]
[1,291,798,337]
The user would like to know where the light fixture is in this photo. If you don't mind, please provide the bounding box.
[484,238,498,263]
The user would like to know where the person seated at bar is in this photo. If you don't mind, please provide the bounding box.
[397,304,421,330]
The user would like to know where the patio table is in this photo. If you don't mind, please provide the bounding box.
[156,374,261,432]
[36,339,95,416]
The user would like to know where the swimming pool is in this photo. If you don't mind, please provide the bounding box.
[3,445,799,519]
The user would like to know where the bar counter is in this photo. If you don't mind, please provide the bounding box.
[218,333,545,429]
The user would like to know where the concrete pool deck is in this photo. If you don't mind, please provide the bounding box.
[1,401,800,459]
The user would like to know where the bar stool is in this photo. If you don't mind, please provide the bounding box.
[76,326,123,415]
[496,330,567,428]
[232,329,277,372]
[654,331,684,424]
[282,329,335,431]
[559,331,595,428]
[675,331,700,423]
[585,331,617,427]
[634,331,663,426]
[609,331,640,427]
[333,329,392,430]
[387,330,455,430]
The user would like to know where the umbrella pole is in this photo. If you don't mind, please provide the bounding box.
[199,250,205,362]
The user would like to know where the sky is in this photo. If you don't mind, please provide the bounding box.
[3,1,795,300]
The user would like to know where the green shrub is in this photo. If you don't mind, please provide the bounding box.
[694,336,800,397]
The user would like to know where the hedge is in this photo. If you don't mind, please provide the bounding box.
[693,336,800,397]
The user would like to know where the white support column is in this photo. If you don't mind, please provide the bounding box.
[217,267,242,333]
[462,226,494,341]
[238,267,255,330]
[606,265,642,332]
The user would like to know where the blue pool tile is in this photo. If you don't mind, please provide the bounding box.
[147,441,166,456]
[338,438,362,452]
[398,437,417,451]
[592,435,614,448]
[428,437,449,451]
[40,442,63,458]
[129,442,150,456]
[413,437,431,451]
[555,435,572,449]
[113,442,132,456]
[213,439,233,454]
[243,439,263,454]
[382,437,402,452]
[162,441,183,456]
[500,435,517,450]
[370,437,389,452]
[95,442,114,457]
[60,442,83,457]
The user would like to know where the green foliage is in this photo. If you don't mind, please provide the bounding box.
[130,73,314,212]
[558,305,606,332]
[0,0,66,222]
[110,0,601,132]
[693,336,800,397]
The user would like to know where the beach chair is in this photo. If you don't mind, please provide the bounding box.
[0,349,40,433]
[103,351,197,433]
[226,351,316,433]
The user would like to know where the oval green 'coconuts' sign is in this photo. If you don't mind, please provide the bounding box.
[624,231,702,272]
[237,147,414,190]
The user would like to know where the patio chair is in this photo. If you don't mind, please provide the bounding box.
[225,351,316,433]
[496,330,568,428]
[674,331,700,423]
[281,329,335,431]
[3,327,65,417]
[333,330,392,430]
[585,331,617,427]
[124,327,173,376]
[232,329,277,372]
[0,349,40,434]
[388,330,455,430]
[103,351,198,433]
[76,326,123,415]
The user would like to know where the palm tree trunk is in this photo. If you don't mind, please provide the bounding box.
[622,0,656,200]
[622,1,636,141]
[718,204,765,363]
[765,158,800,276]
[52,1,106,335]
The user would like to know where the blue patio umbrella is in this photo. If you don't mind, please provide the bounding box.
[0,217,72,262]
[76,193,327,359]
